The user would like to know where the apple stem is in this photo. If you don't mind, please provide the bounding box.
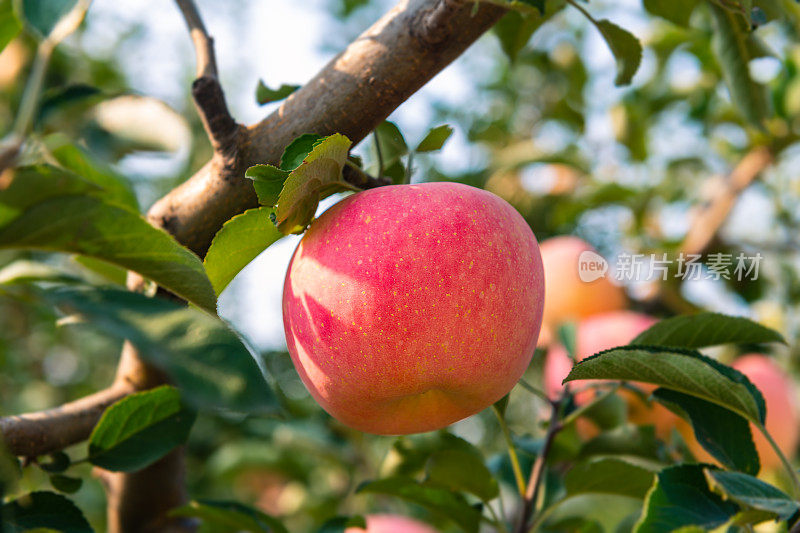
[492,404,527,497]
[515,396,564,533]
[755,422,800,498]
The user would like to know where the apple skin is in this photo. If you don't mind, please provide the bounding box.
[685,354,799,470]
[283,182,545,435]
[345,514,437,533]
[543,311,680,438]
[538,236,626,346]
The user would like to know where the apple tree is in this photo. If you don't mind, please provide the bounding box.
[2,0,800,531]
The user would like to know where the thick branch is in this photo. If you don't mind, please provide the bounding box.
[0,382,133,457]
[680,145,773,256]
[148,0,506,257]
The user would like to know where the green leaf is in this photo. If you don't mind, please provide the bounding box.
[493,11,544,61]
[564,347,766,424]
[0,0,21,53]
[704,469,799,522]
[425,447,499,502]
[38,85,104,126]
[45,287,278,414]
[73,256,127,286]
[652,388,759,475]
[0,259,80,285]
[275,133,353,234]
[2,491,93,533]
[579,424,661,461]
[594,19,643,86]
[20,0,77,38]
[48,475,82,494]
[369,121,408,181]
[246,165,290,207]
[280,134,324,171]
[634,465,739,532]
[317,516,367,533]
[709,3,770,125]
[356,477,481,533]
[37,452,70,473]
[631,313,786,348]
[88,385,195,472]
[565,457,657,499]
[170,500,288,533]
[0,166,217,314]
[542,494,643,532]
[255,80,299,105]
[46,137,138,210]
[204,207,283,296]
[643,0,699,26]
[416,125,454,152]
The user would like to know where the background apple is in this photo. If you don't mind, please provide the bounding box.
[543,311,680,438]
[537,236,626,346]
[345,514,437,533]
[283,182,545,435]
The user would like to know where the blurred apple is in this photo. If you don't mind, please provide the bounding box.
[345,514,437,533]
[283,182,545,434]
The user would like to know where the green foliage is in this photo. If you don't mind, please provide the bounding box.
[19,0,77,38]
[0,166,217,314]
[0,0,20,53]
[44,287,278,414]
[316,516,367,533]
[634,465,739,532]
[653,388,760,474]
[48,474,82,494]
[170,500,288,533]
[631,312,786,348]
[416,125,454,153]
[255,80,299,105]
[704,469,800,521]
[356,477,482,533]
[2,491,92,532]
[88,385,195,472]
[204,207,283,295]
[643,0,699,27]
[564,457,658,498]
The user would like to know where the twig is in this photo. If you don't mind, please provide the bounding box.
[492,404,527,497]
[343,160,392,189]
[515,398,562,533]
[174,0,240,159]
[0,382,133,457]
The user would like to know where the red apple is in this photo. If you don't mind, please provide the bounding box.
[283,182,545,435]
[538,236,626,346]
[345,514,437,533]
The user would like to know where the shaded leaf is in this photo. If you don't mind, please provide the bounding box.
[171,500,288,533]
[579,424,661,460]
[46,287,278,414]
[564,347,766,424]
[2,491,92,533]
[0,166,217,314]
[634,465,739,532]
[357,477,481,533]
[38,85,104,126]
[246,165,289,207]
[493,10,544,61]
[709,3,770,125]
[37,452,70,473]
[653,388,759,475]
[204,207,283,295]
[20,0,77,37]
[88,386,196,472]
[317,515,367,533]
[275,133,353,234]
[595,20,643,86]
[704,469,799,522]
[632,313,785,348]
[49,475,82,494]
[416,125,454,152]
[565,457,657,498]
[643,0,699,26]
[426,447,499,502]
[280,134,323,171]
[369,121,408,181]
[255,80,299,105]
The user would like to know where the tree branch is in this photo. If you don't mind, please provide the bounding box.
[0,382,134,458]
[148,0,507,257]
[680,145,773,256]
[175,0,217,79]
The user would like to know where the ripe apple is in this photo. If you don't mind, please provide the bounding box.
[543,311,680,438]
[685,354,799,470]
[283,182,545,435]
[345,514,437,533]
[538,236,626,345]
